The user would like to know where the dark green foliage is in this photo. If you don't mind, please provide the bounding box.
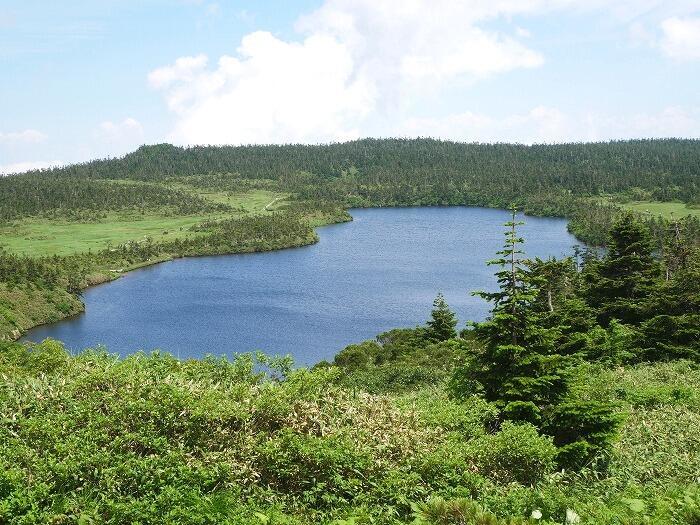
[465,210,571,425]
[544,401,622,470]
[15,139,700,201]
[426,293,458,342]
[4,139,700,247]
[334,340,388,370]
[637,314,700,361]
[527,257,579,316]
[0,249,61,287]
[638,249,700,361]
[0,176,229,220]
[455,211,620,469]
[584,212,660,326]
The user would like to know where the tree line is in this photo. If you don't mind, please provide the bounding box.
[2,138,698,228]
[0,176,230,220]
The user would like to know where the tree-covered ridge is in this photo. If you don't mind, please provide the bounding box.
[3,138,699,218]
[17,139,700,197]
[0,176,231,220]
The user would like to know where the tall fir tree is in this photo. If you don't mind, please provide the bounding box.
[456,208,620,469]
[426,293,458,342]
[466,208,571,425]
[585,212,659,326]
[639,245,700,361]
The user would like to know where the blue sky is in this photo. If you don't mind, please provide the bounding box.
[1,0,699,173]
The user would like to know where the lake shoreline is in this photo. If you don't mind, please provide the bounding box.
[11,211,353,343]
[20,207,579,362]
[14,205,579,346]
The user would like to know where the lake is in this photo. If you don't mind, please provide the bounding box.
[23,207,580,365]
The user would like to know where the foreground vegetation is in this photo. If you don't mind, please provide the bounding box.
[1,211,698,524]
[1,341,698,525]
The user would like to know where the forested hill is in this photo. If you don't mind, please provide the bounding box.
[3,138,699,246]
[11,138,700,201]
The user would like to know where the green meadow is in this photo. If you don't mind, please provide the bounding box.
[0,188,287,257]
[617,201,700,219]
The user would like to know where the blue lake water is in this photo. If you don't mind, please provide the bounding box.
[23,207,580,365]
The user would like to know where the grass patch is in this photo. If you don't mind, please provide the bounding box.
[0,189,287,257]
[616,200,700,219]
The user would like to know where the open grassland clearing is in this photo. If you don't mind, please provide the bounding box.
[613,200,700,219]
[0,188,288,257]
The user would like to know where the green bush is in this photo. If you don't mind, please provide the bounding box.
[0,342,698,524]
[467,422,557,486]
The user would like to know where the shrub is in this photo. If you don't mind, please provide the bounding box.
[334,341,385,370]
[412,497,540,525]
[467,422,557,486]
[545,400,622,470]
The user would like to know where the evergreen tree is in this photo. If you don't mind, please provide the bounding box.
[528,257,577,314]
[639,247,700,361]
[426,293,458,342]
[662,217,693,281]
[585,212,659,326]
[455,208,620,468]
[466,208,571,425]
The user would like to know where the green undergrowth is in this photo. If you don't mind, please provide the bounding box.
[0,284,83,341]
[0,340,698,524]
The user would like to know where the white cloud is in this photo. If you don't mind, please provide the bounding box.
[96,118,144,154]
[149,0,700,146]
[0,160,63,175]
[297,0,545,89]
[0,129,47,144]
[148,55,208,90]
[660,16,700,60]
[98,117,143,138]
[584,106,700,141]
[402,106,700,144]
[150,0,548,145]
[401,106,572,144]
[150,32,375,144]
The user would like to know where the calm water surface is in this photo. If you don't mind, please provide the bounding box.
[23,207,580,364]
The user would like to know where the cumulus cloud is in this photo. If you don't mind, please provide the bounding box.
[0,160,63,175]
[95,118,144,154]
[149,32,375,144]
[660,16,700,60]
[401,106,700,144]
[150,0,547,145]
[149,0,700,145]
[0,129,47,144]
